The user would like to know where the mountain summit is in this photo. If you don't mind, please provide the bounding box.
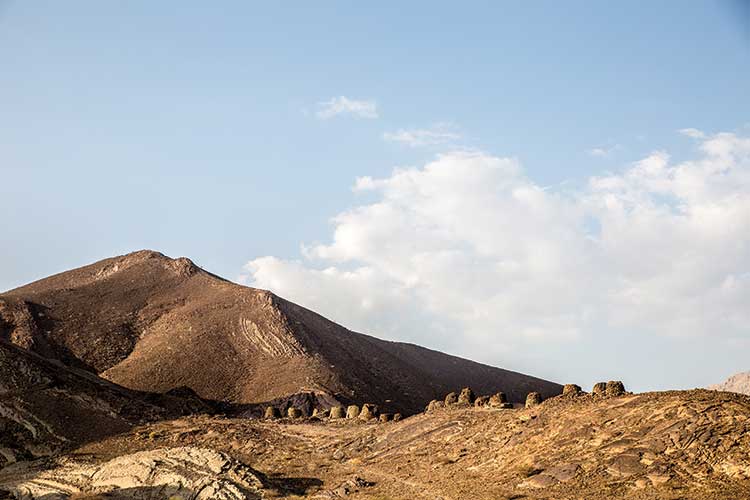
[0,250,560,414]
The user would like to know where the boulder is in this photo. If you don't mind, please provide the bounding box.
[264,407,281,419]
[525,392,542,408]
[457,387,475,406]
[330,406,345,419]
[592,382,607,396]
[287,407,302,418]
[379,413,392,423]
[489,392,508,407]
[393,413,402,422]
[359,403,378,420]
[444,392,458,406]
[346,405,360,419]
[562,384,582,396]
[606,380,626,397]
[474,395,490,407]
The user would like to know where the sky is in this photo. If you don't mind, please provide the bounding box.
[1,1,749,392]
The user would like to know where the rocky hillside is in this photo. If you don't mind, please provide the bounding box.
[0,339,210,469]
[3,388,749,499]
[0,250,561,415]
[709,371,750,395]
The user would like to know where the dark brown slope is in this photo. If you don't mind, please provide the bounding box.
[0,339,209,468]
[1,250,561,414]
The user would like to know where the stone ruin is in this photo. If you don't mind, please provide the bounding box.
[525,392,542,408]
[287,407,302,418]
[474,395,490,407]
[359,403,378,421]
[591,380,626,397]
[592,382,607,396]
[606,380,626,396]
[489,392,512,408]
[265,406,281,419]
[346,405,360,419]
[562,383,582,396]
[444,391,458,405]
[457,387,475,406]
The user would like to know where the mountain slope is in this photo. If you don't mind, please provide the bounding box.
[0,338,209,468]
[1,250,561,414]
[709,371,750,395]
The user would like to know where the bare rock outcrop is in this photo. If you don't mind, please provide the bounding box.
[2,447,264,499]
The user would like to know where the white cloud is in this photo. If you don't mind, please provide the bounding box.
[316,96,378,120]
[587,144,621,157]
[383,123,461,147]
[244,130,750,378]
[679,127,706,139]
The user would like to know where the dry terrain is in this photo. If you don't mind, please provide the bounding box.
[2,388,749,499]
[2,251,749,499]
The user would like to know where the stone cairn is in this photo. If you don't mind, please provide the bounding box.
[330,406,345,419]
[346,405,360,419]
[562,384,582,396]
[525,392,542,408]
[457,387,476,406]
[265,407,281,419]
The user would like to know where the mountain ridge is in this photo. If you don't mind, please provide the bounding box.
[0,250,561,414]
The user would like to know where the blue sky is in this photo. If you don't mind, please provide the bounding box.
[1,1,749,391]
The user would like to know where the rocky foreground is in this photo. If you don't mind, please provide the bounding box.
[2,388,749,499]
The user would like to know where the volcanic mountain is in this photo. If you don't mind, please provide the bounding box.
[0,250,561,415]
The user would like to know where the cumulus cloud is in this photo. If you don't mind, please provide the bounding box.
[243,130,750,378]
[316,96,378,119]
[383,123,461,147]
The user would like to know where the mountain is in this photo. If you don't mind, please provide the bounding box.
[0,250,561,415]
[708,371,750,395]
